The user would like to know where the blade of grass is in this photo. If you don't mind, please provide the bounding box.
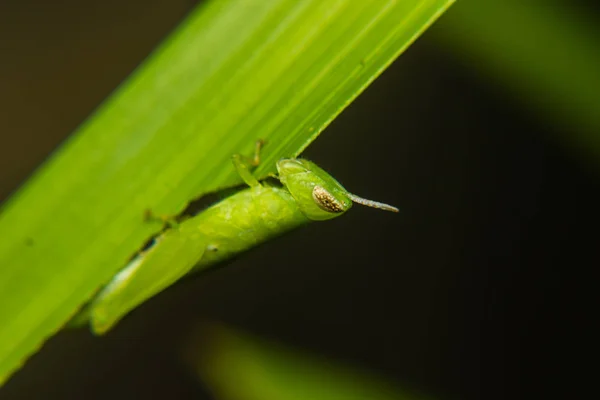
[0,0,454,382]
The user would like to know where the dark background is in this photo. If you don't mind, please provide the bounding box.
[1,1,598,399]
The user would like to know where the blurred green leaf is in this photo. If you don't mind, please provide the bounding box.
[433,0,600,161]
[0,0,454,383]
[191,324,429,400]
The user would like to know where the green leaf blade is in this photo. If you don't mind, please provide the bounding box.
[0,0,453,383]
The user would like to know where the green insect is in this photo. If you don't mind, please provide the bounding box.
[75,142,398,334]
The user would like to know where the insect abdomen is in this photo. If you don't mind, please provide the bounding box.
[189,185,308,271]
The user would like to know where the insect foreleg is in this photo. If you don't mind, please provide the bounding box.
[231,139,266,188]
[246,139,266,167]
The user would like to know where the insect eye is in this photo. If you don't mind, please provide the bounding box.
[312,186,345,213]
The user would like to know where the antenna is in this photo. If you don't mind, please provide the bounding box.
[347,193,399,213]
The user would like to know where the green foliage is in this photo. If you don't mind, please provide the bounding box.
[191,324,429,400]
[433,0,600,161]
[0,0,454,384]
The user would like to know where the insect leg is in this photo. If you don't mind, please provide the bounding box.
[89,226,205,334]
[251,138,266,166]
[144,208,180,229]
[231,139,266,188]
